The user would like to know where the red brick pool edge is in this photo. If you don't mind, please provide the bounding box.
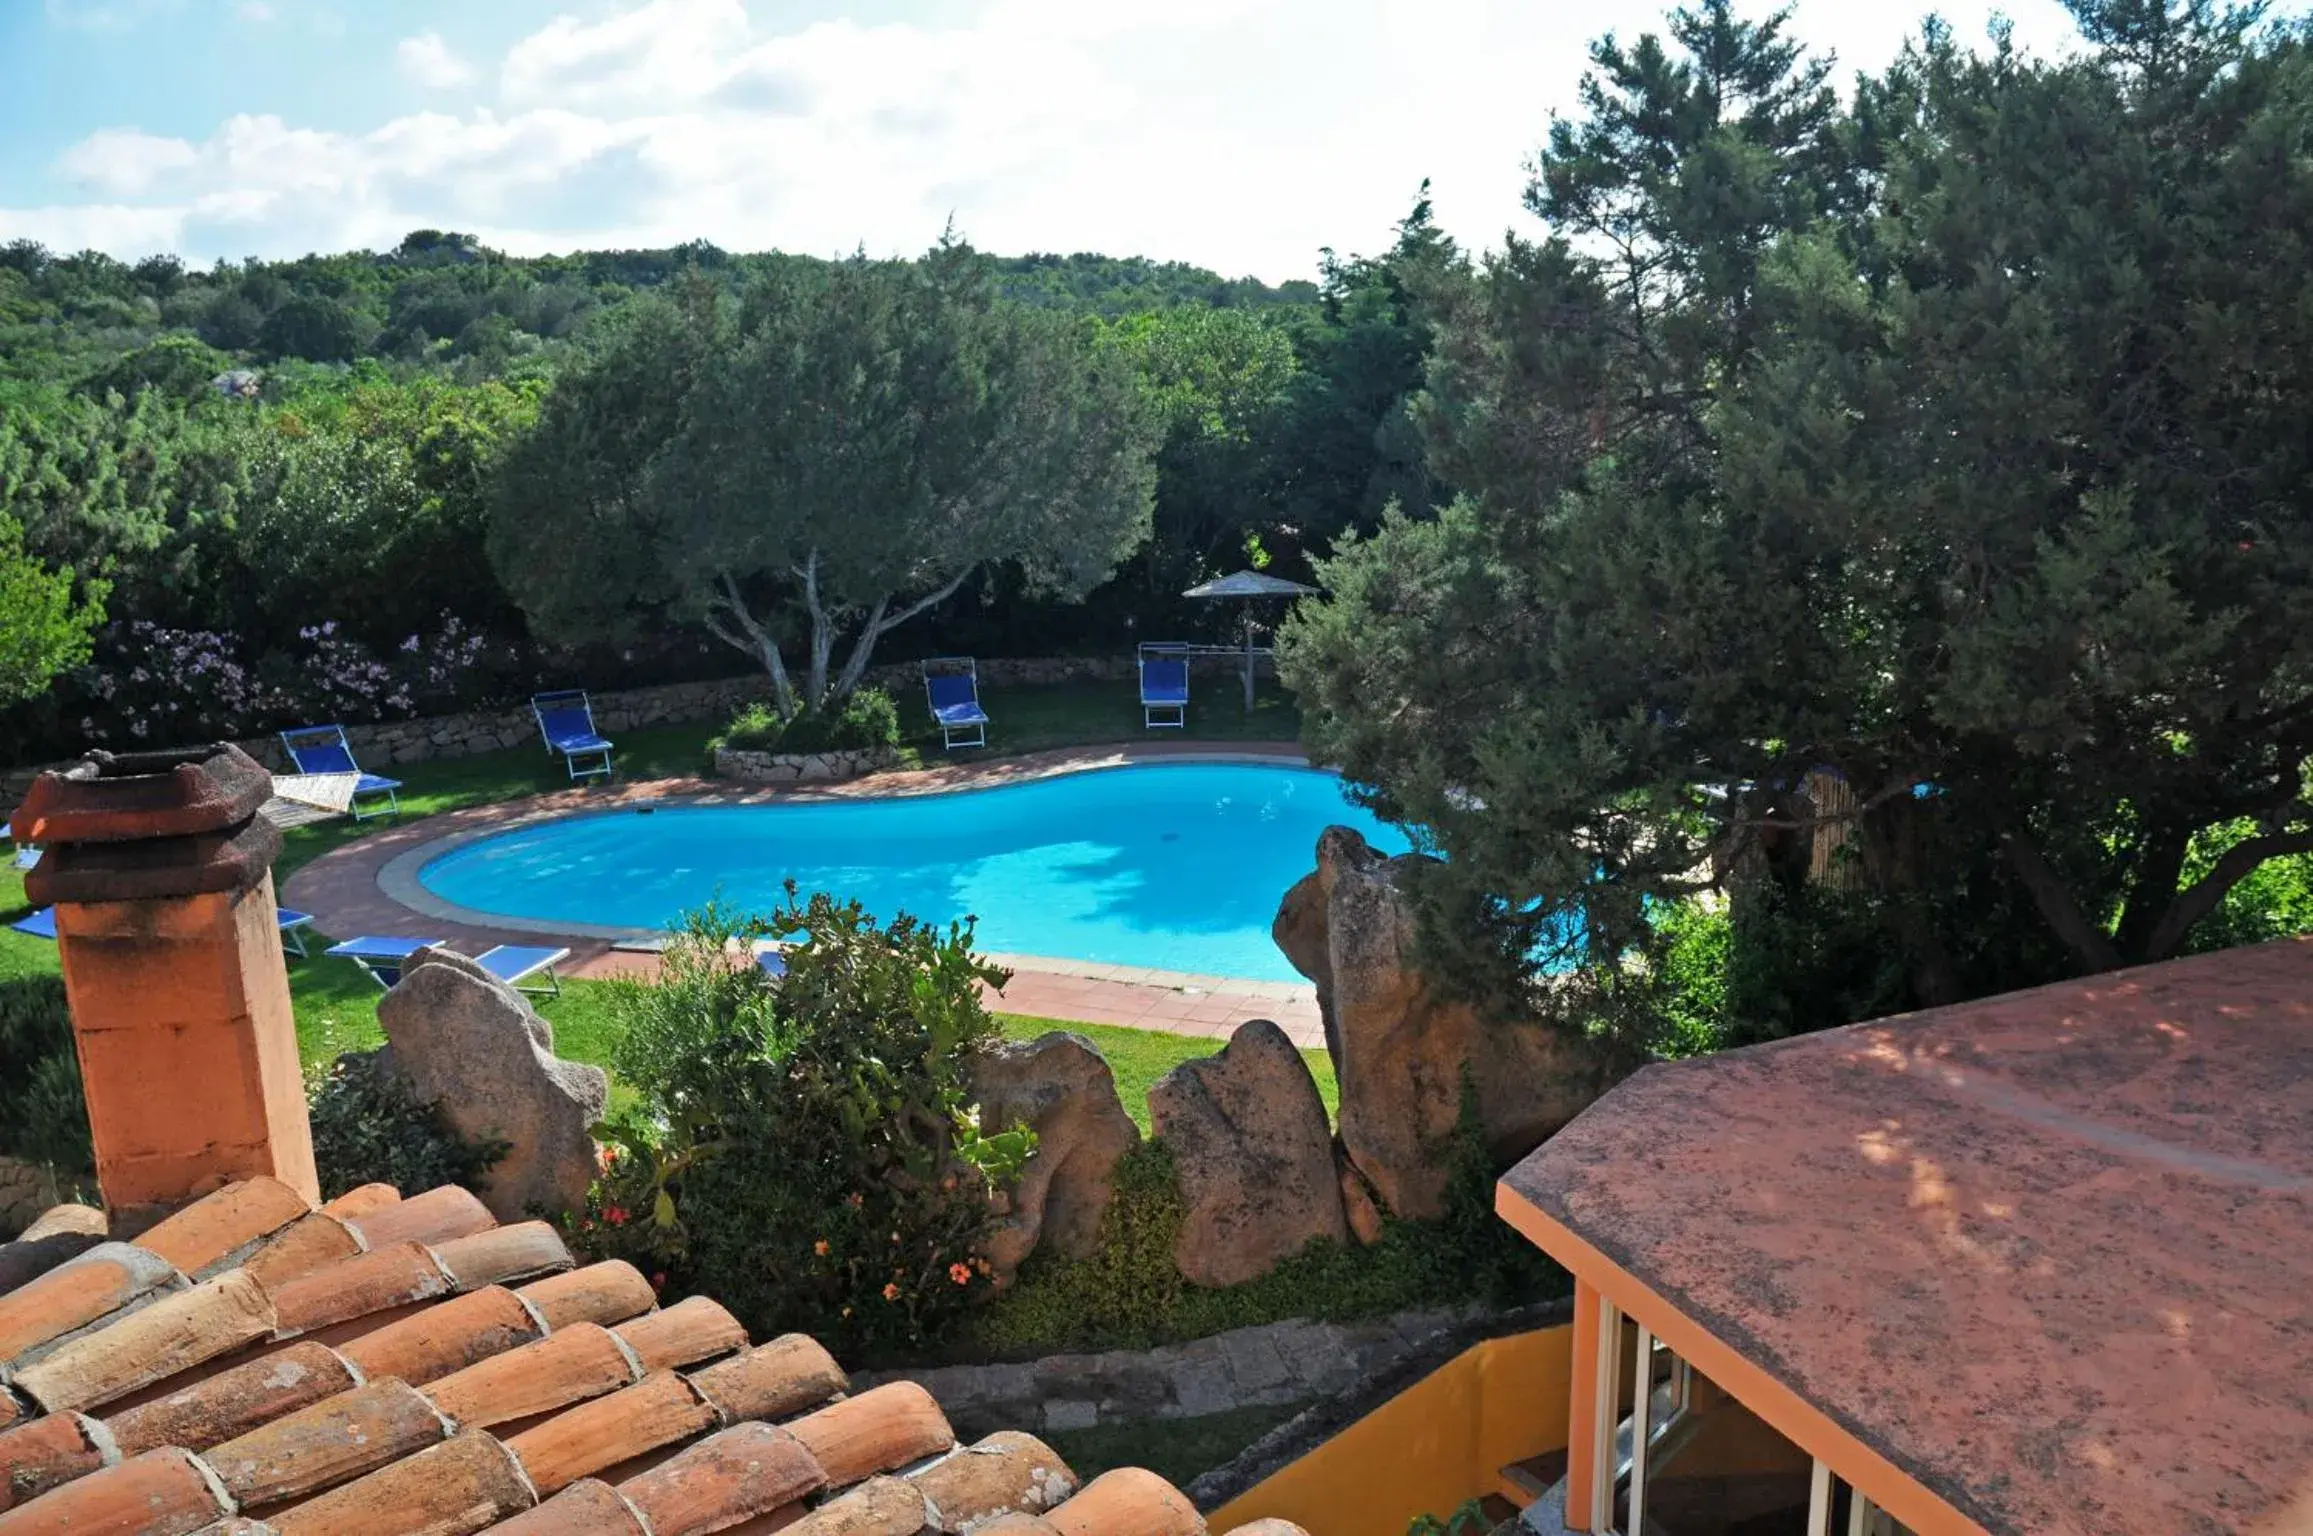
[281,742,1326,1048]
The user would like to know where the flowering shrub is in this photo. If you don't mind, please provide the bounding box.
[575,894,1032,1356]
[74,612,494,744]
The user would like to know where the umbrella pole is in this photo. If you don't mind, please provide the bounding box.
[1243,609,1256,712]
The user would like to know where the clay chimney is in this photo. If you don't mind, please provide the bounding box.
[8,744,318,1222]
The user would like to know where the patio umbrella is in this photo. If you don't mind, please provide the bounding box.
[1182,570,1319,711]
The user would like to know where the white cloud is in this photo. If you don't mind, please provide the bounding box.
[235,1,275,21]
[397,31,476,91]
[59,128,200,197]
[0,203,186,257]
[15,0,2089,279]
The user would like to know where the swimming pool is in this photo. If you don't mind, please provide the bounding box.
[416,763,1411,983]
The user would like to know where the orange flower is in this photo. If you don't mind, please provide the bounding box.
[881,1282,901,1302]
[813,1239,830,1257]
[948,1262,972,1286]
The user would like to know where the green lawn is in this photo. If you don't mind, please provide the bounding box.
[5,674,1314,1092]
[1002,1015,1336,1132]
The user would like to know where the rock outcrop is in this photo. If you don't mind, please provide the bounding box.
[376,948,607,1221]
[1274,827,1615,1221]
[1149,1020,1345,1287]
[972,1032,1141,1281]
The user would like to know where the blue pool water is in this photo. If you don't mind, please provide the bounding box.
[418,764,1411,982]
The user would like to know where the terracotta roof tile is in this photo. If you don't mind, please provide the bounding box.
[135,1182,311,1281]
[0,1232,107,1300]
[265,1244,450,1340]
[422,1324,640,1435]
[616,1421,825,1536]
[776,1476,928,1536]
[268,1428,535,1536]
[343,1188,495,1252]
[906,1432,1075,1531]
[430,1225,574,1292]
[1048,1469,1204,1536]
[1217,1522,1310,1536]
[0,1445,230,1536]
[684,1337,844,1425]
[235,1217,362,1294]
[608,1297,745,1373]
[17,1210,106,1244]
[319,1186,401,1222]
[0,1245,182,1369]
[13,1271,275,1416]
[515,1264,657,1334]
[784,1385,952,1492]
[478,1478,645,1536]
[103,1342,357,1459]
[205,1379,450,1510]
[336,1287,543,1389]
[0,1180,1219,1536]
[0,1411,112,1514]
[975,1515,1062,1536]
[502,1370,717,1498]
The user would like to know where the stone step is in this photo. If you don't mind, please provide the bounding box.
[1495,1451,1569,1509]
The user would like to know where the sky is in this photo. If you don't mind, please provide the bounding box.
[0,0,2089,286]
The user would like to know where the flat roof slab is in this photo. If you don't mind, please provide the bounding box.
[1501,937,2313,1536]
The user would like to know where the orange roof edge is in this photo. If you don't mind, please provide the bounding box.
[1495,1180,1990,1536]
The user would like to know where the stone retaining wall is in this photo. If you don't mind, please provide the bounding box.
[853,1303,1491,1440]
[2,652,1268,814]
[713,745,901,784]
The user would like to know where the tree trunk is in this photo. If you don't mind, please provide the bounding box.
[798,551,835,710]
[2112,822,2191,961]
[704,573,797,716]
[824,569,976,707]
[1998,826,2124,974]
[2140,828,2313,961]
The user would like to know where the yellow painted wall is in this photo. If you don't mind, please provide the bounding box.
[1209,1325,1575,1536]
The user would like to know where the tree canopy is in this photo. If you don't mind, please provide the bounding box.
[0,515,101,708]
[491,248,1158,712]
[1283,0,2313,1054]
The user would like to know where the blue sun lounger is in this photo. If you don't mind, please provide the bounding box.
[280,724,403,820]
[326,936,570,997]
[532,691,615,781]
[1138,643,1190,729]
[10,844,38,872]
[13,904,315,958]
[924,658,990,750]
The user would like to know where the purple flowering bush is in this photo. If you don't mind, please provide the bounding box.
[76,613,496,744]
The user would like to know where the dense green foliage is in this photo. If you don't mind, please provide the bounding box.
[0,976,91,1180]
[0,515,101,706]
[1284,0,2313,1054]
[713,688,903,756]
[0,209,1451,765]
[965,1085,1564,1359]
[493,247,1159,713]
[583,899,1032,1354]
[305,1052,508,1203]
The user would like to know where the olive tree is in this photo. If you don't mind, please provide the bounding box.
[494,248,1156,714]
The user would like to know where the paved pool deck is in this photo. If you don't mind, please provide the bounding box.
[281,741,1326,1049]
